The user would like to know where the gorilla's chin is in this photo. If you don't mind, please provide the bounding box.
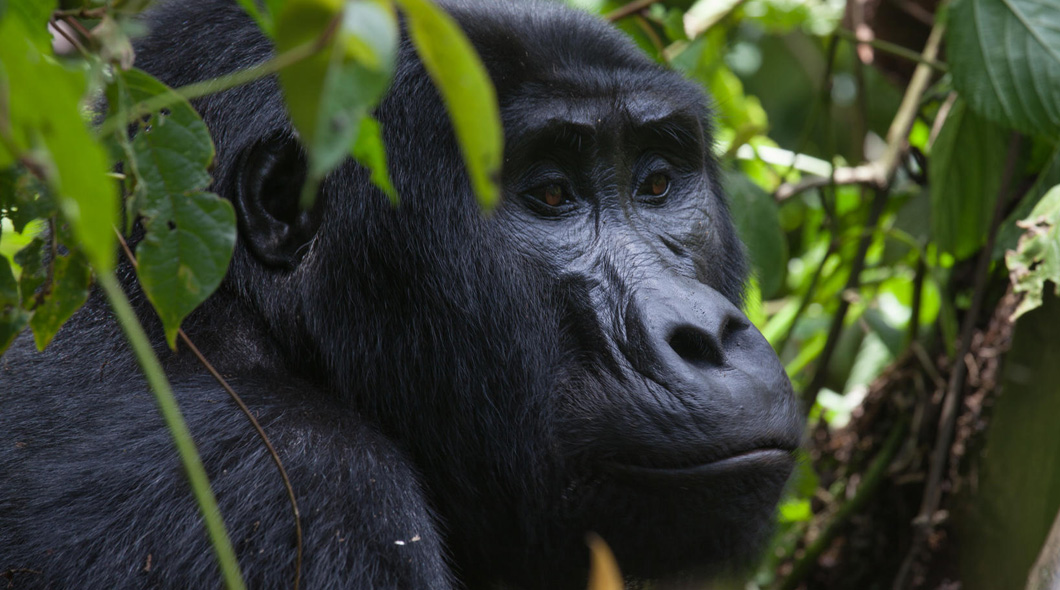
[574,459,794,580]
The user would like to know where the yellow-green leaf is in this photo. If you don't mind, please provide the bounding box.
[351,115,396,204]
[276,0,397,199]
[393,0,502,209]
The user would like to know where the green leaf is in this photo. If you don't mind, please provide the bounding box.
[724,171,788,298]
[13,237,44,304]
[340,0,400,72]
[275,0,345,149]
[929,99,1008,259]
[107,69,237,349]
[1006,185,1060,320]
[28,251,91,350]
[234,0,274,38]
[394,0,503,209]
[0,255,29,354]
[948,0,1060,135]
[136,191,236,348]
[0,15,117,273]
[276,0,398,204]
[4,0,55,51]
[351,115,397,204]
[109,69,215,200]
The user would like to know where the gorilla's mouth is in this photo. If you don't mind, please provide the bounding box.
[605,447,796,482]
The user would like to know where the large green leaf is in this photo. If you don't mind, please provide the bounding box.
[948,0,1060,135]
[394,0,503,209]
[137,191,236,347]
[929,100,1009,259]
[724,171,788,298]
[0,15,117,273]
[108,68,237,348]
[110,70,214,200]
[276,0,397,199]
[3,0,55,52]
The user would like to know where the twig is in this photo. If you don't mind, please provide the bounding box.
[52,6,108,19]
[605,0,658,22]
[49,19,89,56]
[892,132,1024,590]
[59,15,94,47]
[114,231,303,590]
[775,164,879,201]
[632,14,665,55]
[876,14,946,187]
[775,10,947,200]
[894,0,935,26]
[95,19,337,138]
[835,29,948,72]
[778,420,908,590]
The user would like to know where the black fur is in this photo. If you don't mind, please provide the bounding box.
[0,1,802,588]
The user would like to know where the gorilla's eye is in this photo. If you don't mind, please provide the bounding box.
[528,182,573,210]
[639,172,671,200]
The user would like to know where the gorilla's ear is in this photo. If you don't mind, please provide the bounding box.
[233,134,321,269]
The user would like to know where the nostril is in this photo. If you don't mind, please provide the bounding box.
[723,315,750,341]
[668,326,724,368]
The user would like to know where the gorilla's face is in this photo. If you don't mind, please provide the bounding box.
[489,60,801,585]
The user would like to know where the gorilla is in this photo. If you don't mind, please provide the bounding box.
[0,1,802,588]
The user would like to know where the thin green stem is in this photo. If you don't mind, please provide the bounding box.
[835,29,949,72]
[97,272,245,590]
[96,38,325,138]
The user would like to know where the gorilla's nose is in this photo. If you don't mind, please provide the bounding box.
[630,277,793,413]
[664,308,749,369]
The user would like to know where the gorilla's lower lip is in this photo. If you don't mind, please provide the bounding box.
[606,448,795,480]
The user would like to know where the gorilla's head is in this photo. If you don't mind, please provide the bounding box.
[148,1,803,587]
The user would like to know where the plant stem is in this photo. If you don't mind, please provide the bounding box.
[835,29,948,72]
[605,0,658,22]
[95,36,328,138]
[97,271,246,590]
[778,420,908,590]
